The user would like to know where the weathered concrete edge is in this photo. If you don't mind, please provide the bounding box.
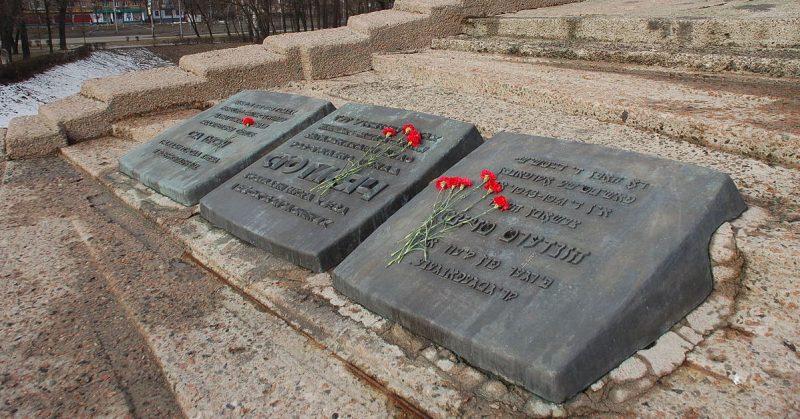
[464,15,800,48]
[372,54,800,169]
[433,36,800,78]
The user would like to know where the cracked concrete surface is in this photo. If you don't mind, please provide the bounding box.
[0,157,401,417]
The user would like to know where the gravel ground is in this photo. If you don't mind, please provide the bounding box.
[0,155,397,417]
[0,157,183,417]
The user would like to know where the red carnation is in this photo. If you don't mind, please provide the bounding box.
[480,169,497,183]
[435,176,449,191]
[382,127,398,138]
[445,177,460,189]
[485,180,503,193]
[242,116,255,127]
[406,130,422,148]
[458,177,473,188]
[492,195,510,211]
[401,124,416,135]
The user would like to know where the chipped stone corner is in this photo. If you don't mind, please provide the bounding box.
[578,217,747,408]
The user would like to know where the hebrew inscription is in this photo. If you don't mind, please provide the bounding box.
[200,103,483,272]
[333,132,746,403]
[118,91,334,206]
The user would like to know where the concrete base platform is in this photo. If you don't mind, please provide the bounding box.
[50,69,800,416]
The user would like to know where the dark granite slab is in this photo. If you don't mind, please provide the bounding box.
[118,91,334,205]
[332,132,746,402]
[199,103,484,272]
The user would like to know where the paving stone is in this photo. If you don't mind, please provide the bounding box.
[421,346,439,362]
[451,365,486,390]
[523,396,556,417]
[436,359,456,372]
[434,35,800,78]
[638,332,693,377]
[438,349,456,361]
[478,380,508,401]
[386,323,428,353]
[673,325,703,346]
[589,380,605,392]
[710,222,737,266]
[608,356,648,383]
[119,91,334,205]
[607,376,655,404]
[685,295,732,335]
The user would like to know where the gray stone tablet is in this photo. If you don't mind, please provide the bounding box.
[118,90,334,205]
[199,103,483,272]
[332,132,746,402]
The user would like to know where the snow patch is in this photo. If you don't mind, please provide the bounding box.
[1,48,170,127]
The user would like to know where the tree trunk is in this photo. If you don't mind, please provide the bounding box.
[194,1,214,40]
[292,0,301,32]
[246,13,254,41]
[223,5,232,38]
[58,0,67,50]
[322,0,329,28]
[13,28,19,54]
[333,0,340,27]
[20,20,30,59]
[315,0,322,29]
[276,0,284,33]
[183,0,202,38]
[44,0,54,53]
[0,15,13,63]
[298,0,307,31]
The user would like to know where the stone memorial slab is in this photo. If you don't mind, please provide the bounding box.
[332,132,746,402]
[118,90,334,205]
[199,103,483,272]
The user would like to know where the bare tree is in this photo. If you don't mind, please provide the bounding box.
[43,0,53,52]
[57,0,67,50]
[181,0,202,38]
[1,0,16,62]
[18,0,30,58]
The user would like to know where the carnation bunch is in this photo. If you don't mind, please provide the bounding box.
[387,169,511,266]
[312,123,422,195]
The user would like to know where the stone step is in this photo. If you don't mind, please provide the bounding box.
[463,15,800,49]
[433,35,800,77]
[111,108,203,143]
[4,114,66,160]
[371,49,800,168]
